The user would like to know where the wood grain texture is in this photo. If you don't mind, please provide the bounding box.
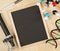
[0,0,60,51]
[0,0,16,10]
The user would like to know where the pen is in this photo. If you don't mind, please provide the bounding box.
[0,14,15,47]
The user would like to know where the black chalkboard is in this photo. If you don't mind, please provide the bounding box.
[11,5,48,46]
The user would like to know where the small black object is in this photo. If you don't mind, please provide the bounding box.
[47,0,53,2]
[55,1,59,4]
[11,5,48,46]
[15,0,22,4]
[0,14,15,47]
[46,0,53,6]
[46,2,49,5]
[52,10,58,15]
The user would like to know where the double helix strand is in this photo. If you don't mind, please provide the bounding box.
[46,19,60,48]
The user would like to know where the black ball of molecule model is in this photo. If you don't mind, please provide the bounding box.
[52,10,58,15]
[47,0,53,2]
[46,0,53,6]
[55,1,60,4]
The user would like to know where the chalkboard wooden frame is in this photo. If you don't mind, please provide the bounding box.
[11,4,50,47]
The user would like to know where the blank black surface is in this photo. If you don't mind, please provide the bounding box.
[11,5,48,46]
